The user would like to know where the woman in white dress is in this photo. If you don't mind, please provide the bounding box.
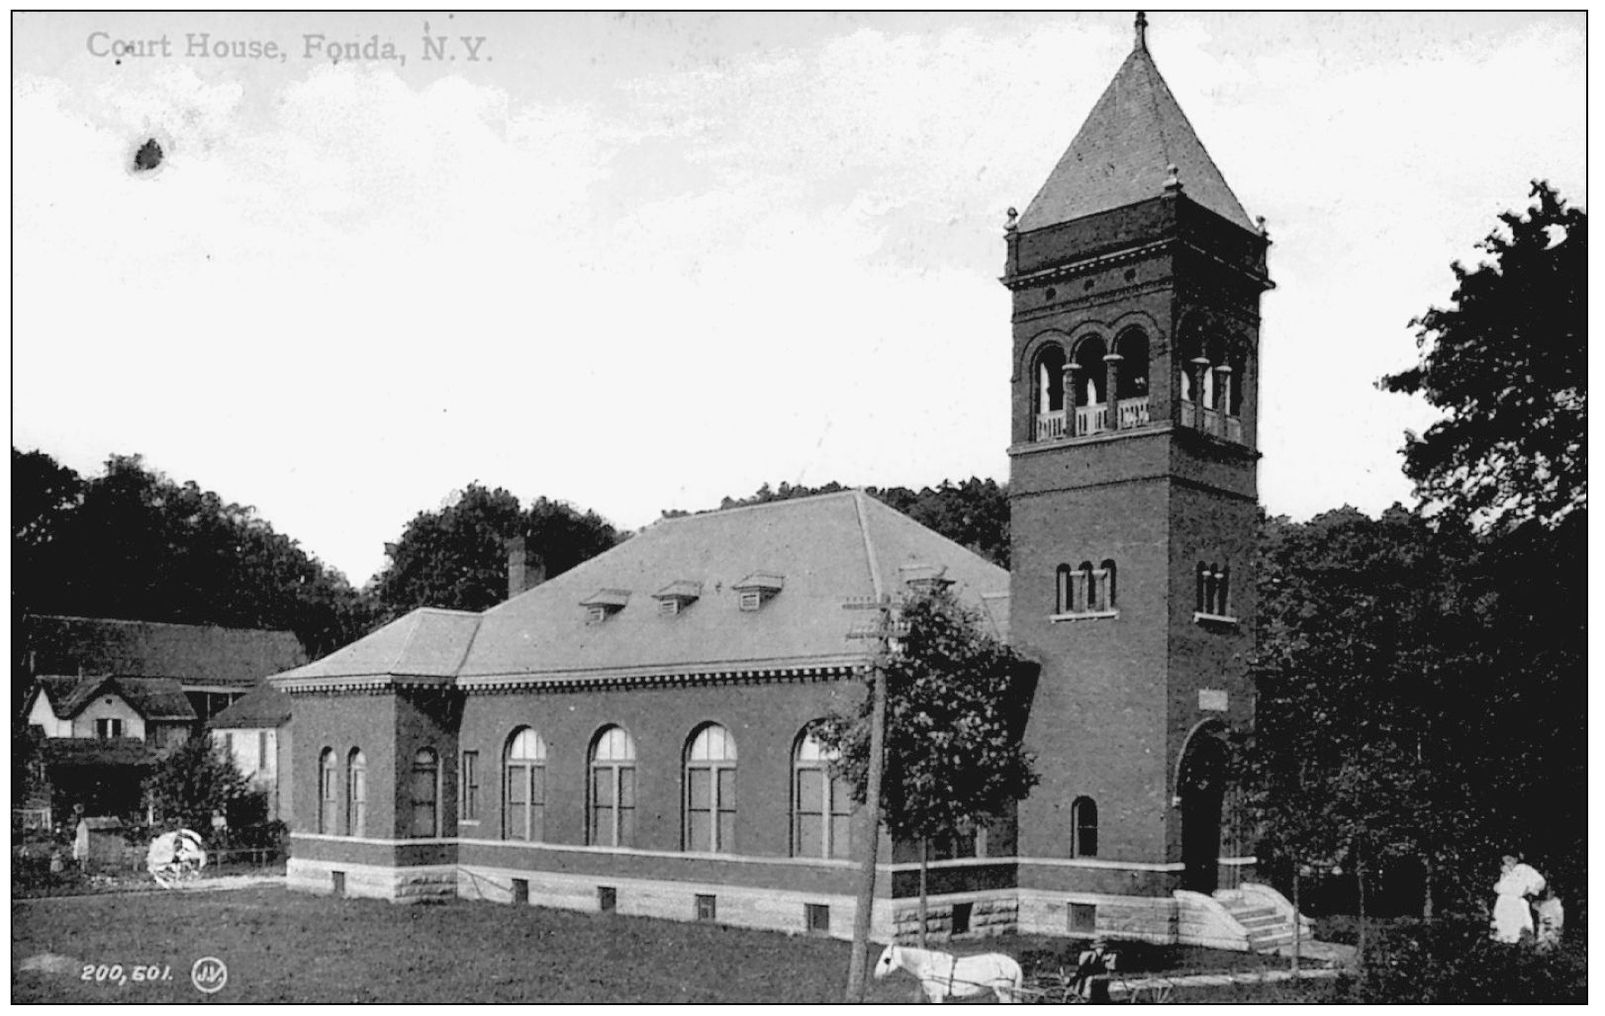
[1490,854,1545,943]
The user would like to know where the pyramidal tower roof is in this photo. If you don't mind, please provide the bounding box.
[1018,13,1254,233]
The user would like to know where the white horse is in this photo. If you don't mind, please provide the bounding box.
[146,829,207,888]
[874,942,1023,1003]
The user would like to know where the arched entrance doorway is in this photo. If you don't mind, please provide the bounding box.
[1178,729,1228,893]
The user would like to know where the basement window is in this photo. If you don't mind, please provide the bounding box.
[1070,903,1097,936]
[696,894,717,922]
[951,902,973,935]
[598,886,617,913]
[806,903,830,936]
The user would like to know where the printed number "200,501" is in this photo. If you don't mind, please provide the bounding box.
[80,964,172,985]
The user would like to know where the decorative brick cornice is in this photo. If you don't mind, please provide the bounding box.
[275,661,861,697]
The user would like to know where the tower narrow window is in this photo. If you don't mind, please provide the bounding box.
[1072,796,1099,857]
[1079,561,1096,612]
[1196,562,1210,613]
[794,729,852,859]
[505,728,547,841]
[346,748,367,838]
[685,724,737,853]
[1215,565,1231,615]
[1036,345,1066,414]
[590,725,637,847]
[1073,337,1108,407]
[411,747,439,838]
[319,748,338,834]
[1100,559,1118,610]
[1055,564,1073,615]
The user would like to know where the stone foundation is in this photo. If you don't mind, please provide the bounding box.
[891,893,1020,942]
[288,858,456,903]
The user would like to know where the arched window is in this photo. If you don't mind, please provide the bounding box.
[1072,796,1098,857]
[1079,561,1096,612]
[1216,565,1231,615]
[1073,337,1108,406]
[685,724,737,853]
[1035,344,1066,415]
[411,748,439,838]
[319,748,338,834]
[1202,563,1220,615]
[793,729,852,859]
[1114,329,1150,400]
[346,748,366,837]
[505,728,547,842]
[1100,559,1118,610]
[590,726,637,847]
[1055,564,1073,615]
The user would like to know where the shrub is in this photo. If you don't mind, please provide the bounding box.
[1352,916,1585,1003]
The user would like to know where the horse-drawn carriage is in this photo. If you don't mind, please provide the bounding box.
[874,941,1174,1004]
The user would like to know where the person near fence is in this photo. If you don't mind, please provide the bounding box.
[1490,854,1545,944]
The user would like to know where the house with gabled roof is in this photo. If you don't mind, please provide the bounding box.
[209,682,296,824]
[17,614,307,724]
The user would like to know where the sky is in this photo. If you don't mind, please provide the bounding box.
[12,12,1587,586]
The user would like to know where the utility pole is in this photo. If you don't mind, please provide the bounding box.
[843,594,896,1003]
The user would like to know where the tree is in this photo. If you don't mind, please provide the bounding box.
[1246,503,1584,935]
[373,484,622,615]
[144,734,257,836]
[814,587,1038,972]
[12,451,378,660]
[1246,508,1438,957]
[1380,181,1585,530]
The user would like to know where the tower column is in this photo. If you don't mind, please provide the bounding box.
[1213,365,1234,438]
[1189,357,1211,430]
[1104,353,1124,431]
[1064,362,1082,438]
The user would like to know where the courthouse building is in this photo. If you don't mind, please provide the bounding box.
[272,16,1300,949]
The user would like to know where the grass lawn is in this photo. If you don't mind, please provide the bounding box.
[12,886,1323,1004]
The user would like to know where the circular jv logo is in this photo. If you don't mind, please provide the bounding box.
[191,957,228,994]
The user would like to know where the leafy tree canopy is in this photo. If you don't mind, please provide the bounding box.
[374,483,622,615]
[1248,504,1584,915]
[144,734,258,836]
[12,450,376,659]
[813,587,1038,842]
[1381,182,1585,530]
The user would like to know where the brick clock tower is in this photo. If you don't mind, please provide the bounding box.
[1005,14,1275,941]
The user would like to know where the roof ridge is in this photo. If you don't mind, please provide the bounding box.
[391,612,425,673]
[654,488,861,525]
[851,489,886,601]
[24,613,299,636]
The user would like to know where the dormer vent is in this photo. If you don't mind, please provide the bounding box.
[898,562,954,591]
[580,589,631,623]
[733,573,784,612]
[654,580,703,617]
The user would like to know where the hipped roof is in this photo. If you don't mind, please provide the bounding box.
[271,491,1009,687]
[1019,34,1253,233]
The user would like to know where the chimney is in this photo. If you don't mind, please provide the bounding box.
[506,536,547,600]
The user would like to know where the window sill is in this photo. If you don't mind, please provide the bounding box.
[1050,610,1119,623]
[1193,611,1239,626]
